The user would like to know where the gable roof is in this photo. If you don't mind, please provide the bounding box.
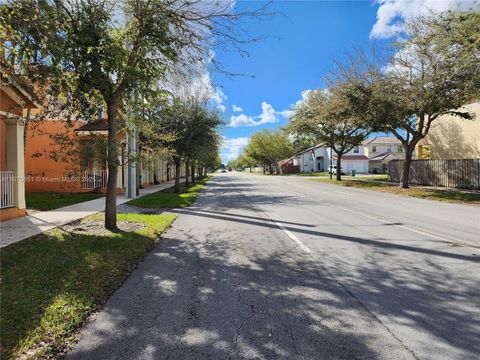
[292,144,325,157]
[362,136,400,145]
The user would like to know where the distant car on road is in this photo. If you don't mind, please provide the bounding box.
[221,169,227,173]
[328,165,345,175]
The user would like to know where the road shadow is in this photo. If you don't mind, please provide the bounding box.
[69,174,480,359]
[68,234,411,359]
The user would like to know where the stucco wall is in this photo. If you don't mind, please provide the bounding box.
[364,144,403,159]
[25,120,84,192]
[421,101,480,160]
[0,119,6,171]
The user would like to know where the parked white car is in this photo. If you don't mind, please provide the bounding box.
[328,165,344,175]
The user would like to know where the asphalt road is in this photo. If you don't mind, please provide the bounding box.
[69,173,480,360]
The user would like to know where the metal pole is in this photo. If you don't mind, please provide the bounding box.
[330,146,333,180]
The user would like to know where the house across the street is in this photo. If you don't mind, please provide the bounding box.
[363,136,405,173]
[292,144,369,174]
[333,154,369,173]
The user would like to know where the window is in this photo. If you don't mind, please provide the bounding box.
[372,145,377,153]
[386,146,392,153]
[353,146,359,154]
[397,145,403,152]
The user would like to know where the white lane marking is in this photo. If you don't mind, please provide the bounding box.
[326,201,475,247]
[241,189,313,253]
[274,221,312,253]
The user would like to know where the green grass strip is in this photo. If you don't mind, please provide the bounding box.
[127,177,210,208]
[26,192,103,211]
[0,213,176,359]
[313,178,480,204]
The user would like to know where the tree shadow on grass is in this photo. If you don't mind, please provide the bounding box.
[0,216,171,359]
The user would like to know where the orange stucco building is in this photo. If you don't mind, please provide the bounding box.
[25,119,85,192]
[0,63,38,220]
[23,117,183,194]
[24,117,129,193]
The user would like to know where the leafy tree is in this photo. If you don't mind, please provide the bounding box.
[1,0,268,229]
[229,154,256,172]
[288,86,369,180]
[382,12,480,188]
[338,12,480,188]
[196,141,221,177]
[244,129,294,174]
[239,154,257,172]
[145,95,222,192]
[187,116,222,184]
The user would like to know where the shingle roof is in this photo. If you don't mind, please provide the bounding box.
[362,136,400,145]
[75,118,109,132]
[292,144,325,157]
[277,158,293,166]
[370,152,397,161]
[333,155,369,160]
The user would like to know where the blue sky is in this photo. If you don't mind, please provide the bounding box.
[213,0,476,163]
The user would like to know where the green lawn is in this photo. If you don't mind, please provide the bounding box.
[272,172,388,178]
[312,177,480,204]
[277,171,331,176]
[127,177,210,208]
[0,213,176,359]
[26,192,103,211]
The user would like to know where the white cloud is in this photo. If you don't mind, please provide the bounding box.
[371,0,480,39]
[220,136,250,161]
[209,84,227,112]
[232,105,243,112]
[230,114,257,127]
[228,101,291,127]
[292,89,313,108]
[277,109,294,118]
[165,72,227,113]
[190,73,227,112]
[258,102,277,124]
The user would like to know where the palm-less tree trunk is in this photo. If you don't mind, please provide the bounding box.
[191,164,195,183]
[174,158,181,193]
[401,144,416,189]
[336,154,342,181]
[105,99,119,231]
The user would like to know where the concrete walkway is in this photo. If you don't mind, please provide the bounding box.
[0,179,183,248]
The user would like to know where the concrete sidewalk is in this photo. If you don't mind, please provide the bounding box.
[0,179,183,248]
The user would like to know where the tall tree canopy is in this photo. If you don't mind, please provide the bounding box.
[335,12,480,187]
[144,94,222,193]
[1,0,267,228]
[288,85,370,180]
[244,129,294,174]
